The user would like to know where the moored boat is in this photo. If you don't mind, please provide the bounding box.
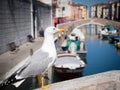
[53,53,86,79]
[60,33,87,60]
[108,35,120,43]
[99,25,117,40]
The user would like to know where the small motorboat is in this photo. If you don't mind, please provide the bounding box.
[110,35,120,49]
[53,53,86,79]
[99,27,109,39]
[108,35,120,43]
[99,25,117,40]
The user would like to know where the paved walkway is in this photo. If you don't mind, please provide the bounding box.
[0,37,44,82]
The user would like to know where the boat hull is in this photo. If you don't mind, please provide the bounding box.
[53,53,86,79]
[101,34,109,40]
[53,67,84,79]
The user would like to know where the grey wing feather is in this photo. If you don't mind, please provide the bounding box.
[18,49,53,78]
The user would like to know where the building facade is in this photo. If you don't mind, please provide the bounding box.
[91,5,97,18]
[54,0,88,22]
[96,3,104,18]
[102,4,110,19]
[0,0,52,54]
[90,0,120,22]
[55,0,72,18]
[80,4,88,19]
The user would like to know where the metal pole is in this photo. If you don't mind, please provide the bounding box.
[31,0,34,37]
[51,0,54,26]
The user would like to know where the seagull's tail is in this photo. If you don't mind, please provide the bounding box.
[12,79,25,87]
[0,62,30,88]
[0,72,25,88]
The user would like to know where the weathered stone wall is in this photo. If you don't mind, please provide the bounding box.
[0,0,31,54]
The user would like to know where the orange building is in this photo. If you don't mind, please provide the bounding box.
[69,3,88,20]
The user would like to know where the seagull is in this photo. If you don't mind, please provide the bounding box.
[8,26,64,89]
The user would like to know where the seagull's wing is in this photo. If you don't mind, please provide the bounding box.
[18,49,53,78]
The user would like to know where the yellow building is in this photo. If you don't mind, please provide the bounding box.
[79,4,88,19]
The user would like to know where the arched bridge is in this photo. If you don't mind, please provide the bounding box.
[57,18,120,32]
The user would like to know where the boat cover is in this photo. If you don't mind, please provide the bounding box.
[105,25,115,31]
[55,56,85,69]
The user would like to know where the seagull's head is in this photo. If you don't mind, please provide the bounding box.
[44,26,65,36]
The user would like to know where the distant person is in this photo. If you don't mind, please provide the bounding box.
[75,36,80,51]
[61,35,68,51]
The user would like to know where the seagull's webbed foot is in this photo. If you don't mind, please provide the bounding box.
[41,76,50,89]
[37,74,50,89]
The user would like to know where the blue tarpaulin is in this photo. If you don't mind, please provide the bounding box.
[105,25,115,31]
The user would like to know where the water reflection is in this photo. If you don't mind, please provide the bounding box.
[80,24,102,40]
[85,24,97,36]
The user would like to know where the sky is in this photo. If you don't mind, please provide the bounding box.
[72,0,110,8]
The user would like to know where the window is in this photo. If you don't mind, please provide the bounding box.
[62,7,65,11]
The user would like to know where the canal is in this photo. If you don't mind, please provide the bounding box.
[81,24,120,76]
[53,24,120,82]
[1,24,120,90]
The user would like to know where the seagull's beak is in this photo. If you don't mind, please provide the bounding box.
[57,29,65,32]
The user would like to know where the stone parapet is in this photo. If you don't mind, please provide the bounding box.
[35,70,120,90]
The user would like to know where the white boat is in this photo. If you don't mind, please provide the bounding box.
[99,25,117,40]
[53,53,86,79]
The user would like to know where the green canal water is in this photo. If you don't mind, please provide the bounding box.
[2,24,120,90]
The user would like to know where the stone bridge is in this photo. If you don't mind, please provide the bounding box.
[56,18,120,47]
[57,18,120,32]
